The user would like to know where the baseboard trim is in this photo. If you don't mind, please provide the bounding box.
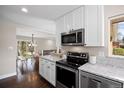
[0,72,16,80]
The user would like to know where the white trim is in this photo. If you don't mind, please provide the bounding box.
[108,15,124,58]
[0,72,16,80]
[109,55,124,59]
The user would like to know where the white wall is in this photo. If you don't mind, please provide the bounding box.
[0,18,16,78]
[62,5,124,57]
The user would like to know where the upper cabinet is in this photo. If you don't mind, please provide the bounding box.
[56,5,104,47]
[72,7,84,30]
[56,17,65,47]
[64,12,73,32]
[64,6,84,32]
[84,5,104,46]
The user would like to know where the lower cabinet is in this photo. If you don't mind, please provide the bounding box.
[39,58,56,86]
[39,59,45,77]
[50,62,56,86]
[79,71,123,88]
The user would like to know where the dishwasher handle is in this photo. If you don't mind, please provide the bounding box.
[89,78,101,88]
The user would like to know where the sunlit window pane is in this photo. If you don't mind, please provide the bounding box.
[111,21,124,56]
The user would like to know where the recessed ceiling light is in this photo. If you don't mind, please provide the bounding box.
[21,8,28,13]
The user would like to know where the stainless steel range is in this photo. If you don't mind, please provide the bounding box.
[56,51,89,88]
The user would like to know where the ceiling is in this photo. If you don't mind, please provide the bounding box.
[0,5,81,20]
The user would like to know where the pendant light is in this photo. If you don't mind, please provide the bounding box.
[29,34,37,47]
[29,34,37,54]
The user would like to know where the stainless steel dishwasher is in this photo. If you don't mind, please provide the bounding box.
[79,71,123,88]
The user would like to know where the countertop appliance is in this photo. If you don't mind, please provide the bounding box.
[61,28,85,46]
[56,51,89,88]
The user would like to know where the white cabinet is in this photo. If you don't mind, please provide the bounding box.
[56,5,104,47]
[39,58,45,77]
[73,7,84,30]
[56,17,65,47]
[64,12,73,32]
[50,62,56,86]
[84,5,104,46]
[45,60,51,82]
[64,6,84,32]
[39,58,56,86]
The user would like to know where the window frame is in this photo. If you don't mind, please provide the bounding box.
[109,15,124,58]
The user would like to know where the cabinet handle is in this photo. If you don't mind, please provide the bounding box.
[91,79,101,88]
[91,79,101,83]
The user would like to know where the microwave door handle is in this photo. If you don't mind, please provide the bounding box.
[76,32,77,43]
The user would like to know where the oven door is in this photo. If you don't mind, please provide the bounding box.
[56,64,79,88]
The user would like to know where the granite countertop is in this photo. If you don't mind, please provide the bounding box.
[40,55,64,62]
[78,57,124,83]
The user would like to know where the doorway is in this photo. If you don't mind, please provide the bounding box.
[16,40,39,80]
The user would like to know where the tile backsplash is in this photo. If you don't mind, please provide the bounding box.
[62,46,105,56]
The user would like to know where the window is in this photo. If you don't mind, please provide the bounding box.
[110,17,124,56]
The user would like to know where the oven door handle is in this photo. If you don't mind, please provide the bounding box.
[56,64,78,73]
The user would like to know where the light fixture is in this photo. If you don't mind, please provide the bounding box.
[21,8,28,13]
[29,34,37,54]
[29,34,37,47]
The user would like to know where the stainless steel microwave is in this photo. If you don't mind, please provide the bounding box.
[61,28,85,46]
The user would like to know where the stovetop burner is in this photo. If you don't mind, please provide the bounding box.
[56,52,89,69]
[56,59,79,69]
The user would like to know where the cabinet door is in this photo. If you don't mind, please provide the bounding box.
[50,63,56,86]
[85,5,98,46]
[56,17,65,47]
[73,7,84,30]
[85,5,104,46]
[45,61,51,82]
[64,12,73,32]
[39,59,42,75]
[40,62,45,77]
[39,59,45,78]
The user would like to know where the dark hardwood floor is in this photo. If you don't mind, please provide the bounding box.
[0,58,53,88]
